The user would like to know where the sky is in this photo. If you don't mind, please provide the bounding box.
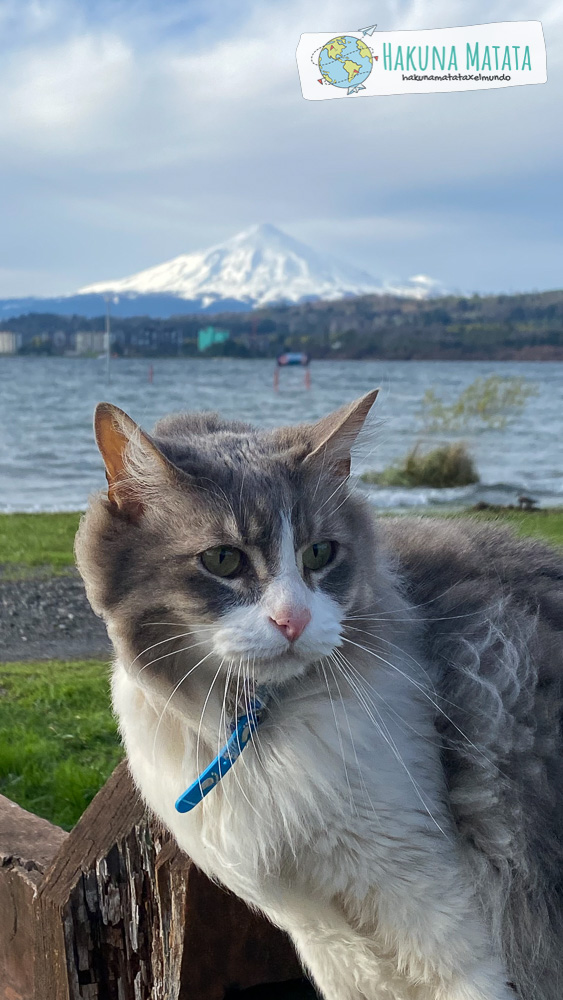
[0,0,561,298]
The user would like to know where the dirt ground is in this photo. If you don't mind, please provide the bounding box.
[0,566,111,661]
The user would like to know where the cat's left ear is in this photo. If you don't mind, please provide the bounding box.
[304,389,378,478]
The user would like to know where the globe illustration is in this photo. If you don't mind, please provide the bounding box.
[318,35,373,90]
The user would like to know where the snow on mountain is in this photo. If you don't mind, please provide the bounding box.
[78,223,438,308]
[381,274,446,299]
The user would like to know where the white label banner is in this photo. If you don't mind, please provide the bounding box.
[296,22,547,100]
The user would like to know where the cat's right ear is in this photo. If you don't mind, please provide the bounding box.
[94,402,176,517]
[303,389,379,479]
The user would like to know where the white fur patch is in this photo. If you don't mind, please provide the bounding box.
[210,515,342,682]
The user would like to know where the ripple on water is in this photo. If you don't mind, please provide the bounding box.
[0,357,561,512]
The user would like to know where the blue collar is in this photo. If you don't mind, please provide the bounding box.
[175,687,267,814]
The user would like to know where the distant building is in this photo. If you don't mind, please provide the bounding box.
[197,326,229,353]
[53,330,68,350]
[75,331,106,355]
[0,331,22,354]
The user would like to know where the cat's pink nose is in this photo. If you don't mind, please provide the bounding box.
[269,608,311,642]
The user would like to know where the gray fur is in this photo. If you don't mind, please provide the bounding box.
[76,407,563,999]
[381,517,563,999]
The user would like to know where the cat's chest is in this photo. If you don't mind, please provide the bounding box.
[112,663,345,889]
[111,660,440,901]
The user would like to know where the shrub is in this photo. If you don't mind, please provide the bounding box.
[361,442,479,489]
[420,375,538,432]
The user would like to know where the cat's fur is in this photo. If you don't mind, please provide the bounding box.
[75,395,563,1000]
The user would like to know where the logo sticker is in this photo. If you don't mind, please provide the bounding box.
[296,22,547,100]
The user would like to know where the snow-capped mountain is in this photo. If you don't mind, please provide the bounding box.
[78,223,383,307]
[0,224,443,321]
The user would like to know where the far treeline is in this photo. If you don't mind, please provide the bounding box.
[3,288,563,360]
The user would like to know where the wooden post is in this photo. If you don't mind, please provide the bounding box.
[0,794,67,999]
[0,762,303,999]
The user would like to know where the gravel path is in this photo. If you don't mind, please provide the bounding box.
[0,567,111,662]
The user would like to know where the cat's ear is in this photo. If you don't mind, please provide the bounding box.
[94,402,178,517]
[304,389,378,478]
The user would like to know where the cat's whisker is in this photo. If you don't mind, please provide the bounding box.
[343,625,496,721]
[332,649,451,841]
[325,652,384,824]
[344,582,506,623]
[340,635,499,771]
[333,648,448,751]
[141,622,217,629]
[333,649,429,804]
[317,657,356,816]
[344,582,465,619]
[344,609,494,624]
[325,482,361,519]
[130,632,207,671]
[246,654,268,778]
[223,659,264,822]
[241,655,263,774]
[311,442,328,500]
[245,655,270,783]
[150,649,214,764]
[195,657,225,784]
[314,470,351,516]
[137,639,210,678]
[343,624,438,693]
[216,660,239,819]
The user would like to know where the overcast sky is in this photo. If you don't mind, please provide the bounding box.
[0,0,561,298]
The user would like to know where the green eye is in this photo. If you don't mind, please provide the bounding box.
[302,541,336,571]
[201,546,243,578]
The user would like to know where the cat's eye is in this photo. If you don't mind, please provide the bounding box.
[201,546,243,578]
[302,541,336,571]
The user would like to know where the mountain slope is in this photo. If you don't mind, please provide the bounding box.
[78,223,384,307]
[0,224,443,320]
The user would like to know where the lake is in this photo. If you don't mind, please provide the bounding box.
[0,357,561,512]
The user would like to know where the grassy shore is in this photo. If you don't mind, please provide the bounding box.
[0,511,82,571]
[445,507,563,547]
[0,659,122,829]
[0,508,561,830]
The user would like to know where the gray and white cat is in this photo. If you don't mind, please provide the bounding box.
[75,393,563,1000]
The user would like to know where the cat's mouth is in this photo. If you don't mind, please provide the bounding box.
[231,642,338,685]
[199,621,342,684]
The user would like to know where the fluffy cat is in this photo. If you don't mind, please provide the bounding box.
[75,393,563,1000]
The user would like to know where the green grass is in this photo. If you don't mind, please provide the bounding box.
[465,508,563,548]
[0,660,122,830]
[0,511,81,571]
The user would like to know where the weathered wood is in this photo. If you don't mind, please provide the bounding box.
[0,793,67,1000]
[33,760,303,998]
[35,759,174,1000]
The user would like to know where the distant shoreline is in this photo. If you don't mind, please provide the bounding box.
[3,348,563,362]
[3,287,562,361]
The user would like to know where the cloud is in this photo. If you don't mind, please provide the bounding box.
[0,33,133,150]
[0,0,561,295]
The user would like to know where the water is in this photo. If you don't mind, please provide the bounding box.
[0,357,561,512]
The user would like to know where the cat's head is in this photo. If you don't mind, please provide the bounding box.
[75,393,378,699]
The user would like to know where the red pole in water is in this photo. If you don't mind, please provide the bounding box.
[304,369,311,390]
[148,365,154,383]
[273,368,279,392]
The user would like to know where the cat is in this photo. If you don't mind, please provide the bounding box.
[75,392,563,1000]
